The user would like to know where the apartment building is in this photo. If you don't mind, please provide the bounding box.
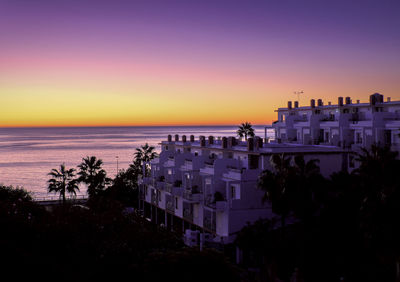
[139,134,346,245]
[271,93,400,151]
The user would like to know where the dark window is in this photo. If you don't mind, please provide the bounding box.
[248,155,259,169]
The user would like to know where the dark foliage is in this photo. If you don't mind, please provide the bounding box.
[240,146,400,281]
[0,185,241,282]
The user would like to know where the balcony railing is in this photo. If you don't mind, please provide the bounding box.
[183,208,193,222]
[203,217,216,232]
[165,183,173,193]
[156,181,165,190]
[216,201,227,212]
[166,201,174,213]
[183,189,202,202]
[151,193,158,206]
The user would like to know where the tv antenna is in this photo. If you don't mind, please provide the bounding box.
[294,90,304,103]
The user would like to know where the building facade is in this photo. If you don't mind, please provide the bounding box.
[271,93,400,151]
[139,134,346,245]
[139,93,400,246]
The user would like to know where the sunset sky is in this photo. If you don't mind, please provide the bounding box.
[1,0,399,127]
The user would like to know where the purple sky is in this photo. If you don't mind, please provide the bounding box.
[1,0,399,126]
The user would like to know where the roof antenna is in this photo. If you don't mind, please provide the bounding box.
[294,90,304,104]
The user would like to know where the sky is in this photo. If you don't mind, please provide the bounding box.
[0,0,399,127]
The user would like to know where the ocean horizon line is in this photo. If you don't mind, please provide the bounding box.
[0,124,271,129]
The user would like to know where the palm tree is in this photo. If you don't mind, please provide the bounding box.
[237,122,255,141]
[134,143,158,177]
[77,156,111,199]
[258,153,293,229]
[47,164,79,204]
[353,144,400,236]
[258,154,321,228]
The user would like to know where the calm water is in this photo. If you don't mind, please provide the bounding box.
[0,126,267,198]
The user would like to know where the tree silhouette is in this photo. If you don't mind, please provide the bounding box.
[237,122,255,141]
[258,154,321,228]
[47,164,79,204]
[77,156,111,199]
[134,143,158,177]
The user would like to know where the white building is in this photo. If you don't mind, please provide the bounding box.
[139,134,347,245]
[271,93,400,151]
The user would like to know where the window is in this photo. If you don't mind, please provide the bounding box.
[249,154,259,169]
[194,151,198,156]
[168,169,172,175]
[231,185,240,200]
[175,197,178,209]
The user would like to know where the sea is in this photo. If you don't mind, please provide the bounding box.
[0,126,267,198]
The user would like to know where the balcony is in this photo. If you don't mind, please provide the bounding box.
[156,181,165,190]
[183,189,202,203]
[181,159,193,171]
[164,158,175,168]
[216,201,227,212]
[141,177,153,185]
[172,187,183,196]
[165,183,173,193]
[222,167,261,182]
[151,192,158,206]
[165,174,174,183]
[166,201,175,213]
[200,163,215,175]
[203,217,216,232]
[183,208,193,222]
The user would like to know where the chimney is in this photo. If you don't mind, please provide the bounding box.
[208,136,214,145]
[228,137,237,147]
[294,101,299,108]
[190,135,195,142]
[317,99,323,107]
[167,135,172,142]
[310,99,315,108]
[345,97,351,105]
[288,101,292,109]
[370,94,376,105]
[222,137,227,148]
[356,100,360,104]
[387,97,391,102]
[182,135,187,142]
[338,97,343,106]
[378,94,384,103]
[247,138,254,151]
[328,102,331,106]
[255,136,263,149]
[200,136,206,147]
[175,134,179,142]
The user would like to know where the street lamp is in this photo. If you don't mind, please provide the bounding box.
[116,156,119,175]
